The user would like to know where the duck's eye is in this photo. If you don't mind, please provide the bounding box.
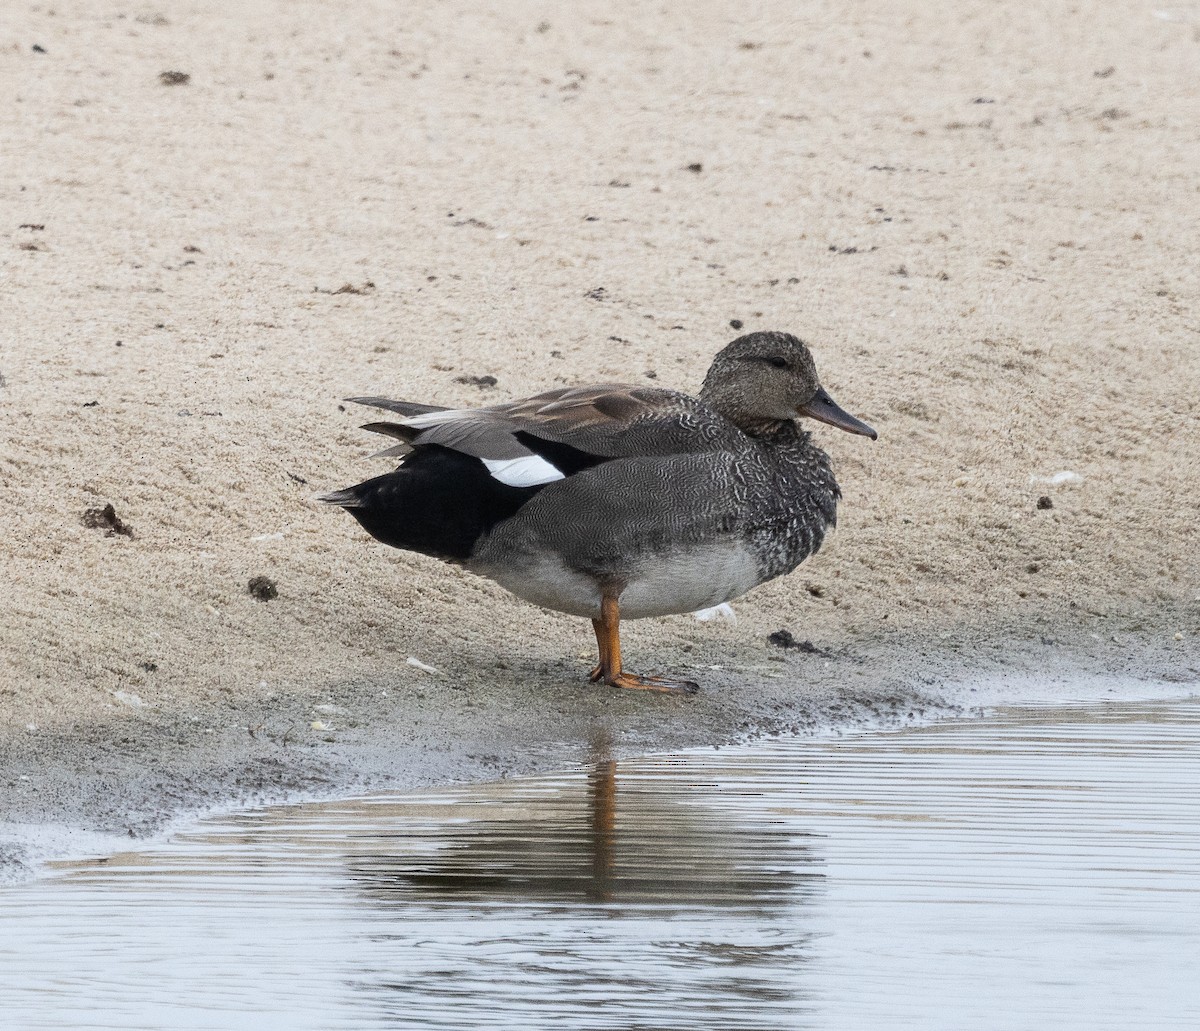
[767,356,789,369]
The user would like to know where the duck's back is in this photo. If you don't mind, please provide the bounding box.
[323,385,749,567]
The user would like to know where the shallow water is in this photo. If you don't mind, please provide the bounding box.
[3,697,1199,1030]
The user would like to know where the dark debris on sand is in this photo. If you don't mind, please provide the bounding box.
[315,281,376,296]
[455,374,497,389]
[82,503,134,538]
[767,629,828,654]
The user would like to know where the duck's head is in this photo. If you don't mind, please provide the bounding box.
[700,331,878,440]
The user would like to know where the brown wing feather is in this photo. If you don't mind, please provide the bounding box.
[493,385,741,458]
[348,384,743,465]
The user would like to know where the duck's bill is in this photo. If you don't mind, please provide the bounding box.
[797,387,878,440]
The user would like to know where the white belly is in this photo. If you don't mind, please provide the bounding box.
[471,543,763,620]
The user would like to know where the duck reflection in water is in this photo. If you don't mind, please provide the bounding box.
[350,736,821,912]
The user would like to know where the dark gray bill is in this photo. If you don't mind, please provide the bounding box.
[797,386,878,440]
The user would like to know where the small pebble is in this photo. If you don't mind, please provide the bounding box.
[248,576,278,601]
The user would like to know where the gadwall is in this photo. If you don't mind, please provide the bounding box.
[321,331,876,694]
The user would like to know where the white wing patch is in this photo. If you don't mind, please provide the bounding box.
[482,455,565,487]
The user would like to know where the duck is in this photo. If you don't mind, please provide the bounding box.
[320,331,876,694]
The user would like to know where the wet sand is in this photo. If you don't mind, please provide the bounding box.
[2,1,1198,872]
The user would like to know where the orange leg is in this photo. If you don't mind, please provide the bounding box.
[588,595,699,695]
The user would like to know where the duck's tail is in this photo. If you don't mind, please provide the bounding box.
[315,487,367,508]
[318,446,543,562]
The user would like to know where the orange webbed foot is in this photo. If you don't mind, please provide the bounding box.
[605,671,699,696]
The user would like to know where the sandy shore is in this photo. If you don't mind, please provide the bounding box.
[2,1,1198,875]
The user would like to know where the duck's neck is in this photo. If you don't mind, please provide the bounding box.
[725,415,804,443]
[700,379,803,442]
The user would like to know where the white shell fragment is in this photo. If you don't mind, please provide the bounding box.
[406,657,442,674]
[1030,471,1083,486]
[112,690,147,708]
[693,603,737,623]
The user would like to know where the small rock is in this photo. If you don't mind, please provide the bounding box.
[32,44,46,54]
[1037,495,1053,510]
[685,162,703,173]
[248,576,278,601]
[730,319,744,329]
[159,70,190,86]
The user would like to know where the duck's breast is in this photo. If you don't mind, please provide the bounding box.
[472,538,761,620]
